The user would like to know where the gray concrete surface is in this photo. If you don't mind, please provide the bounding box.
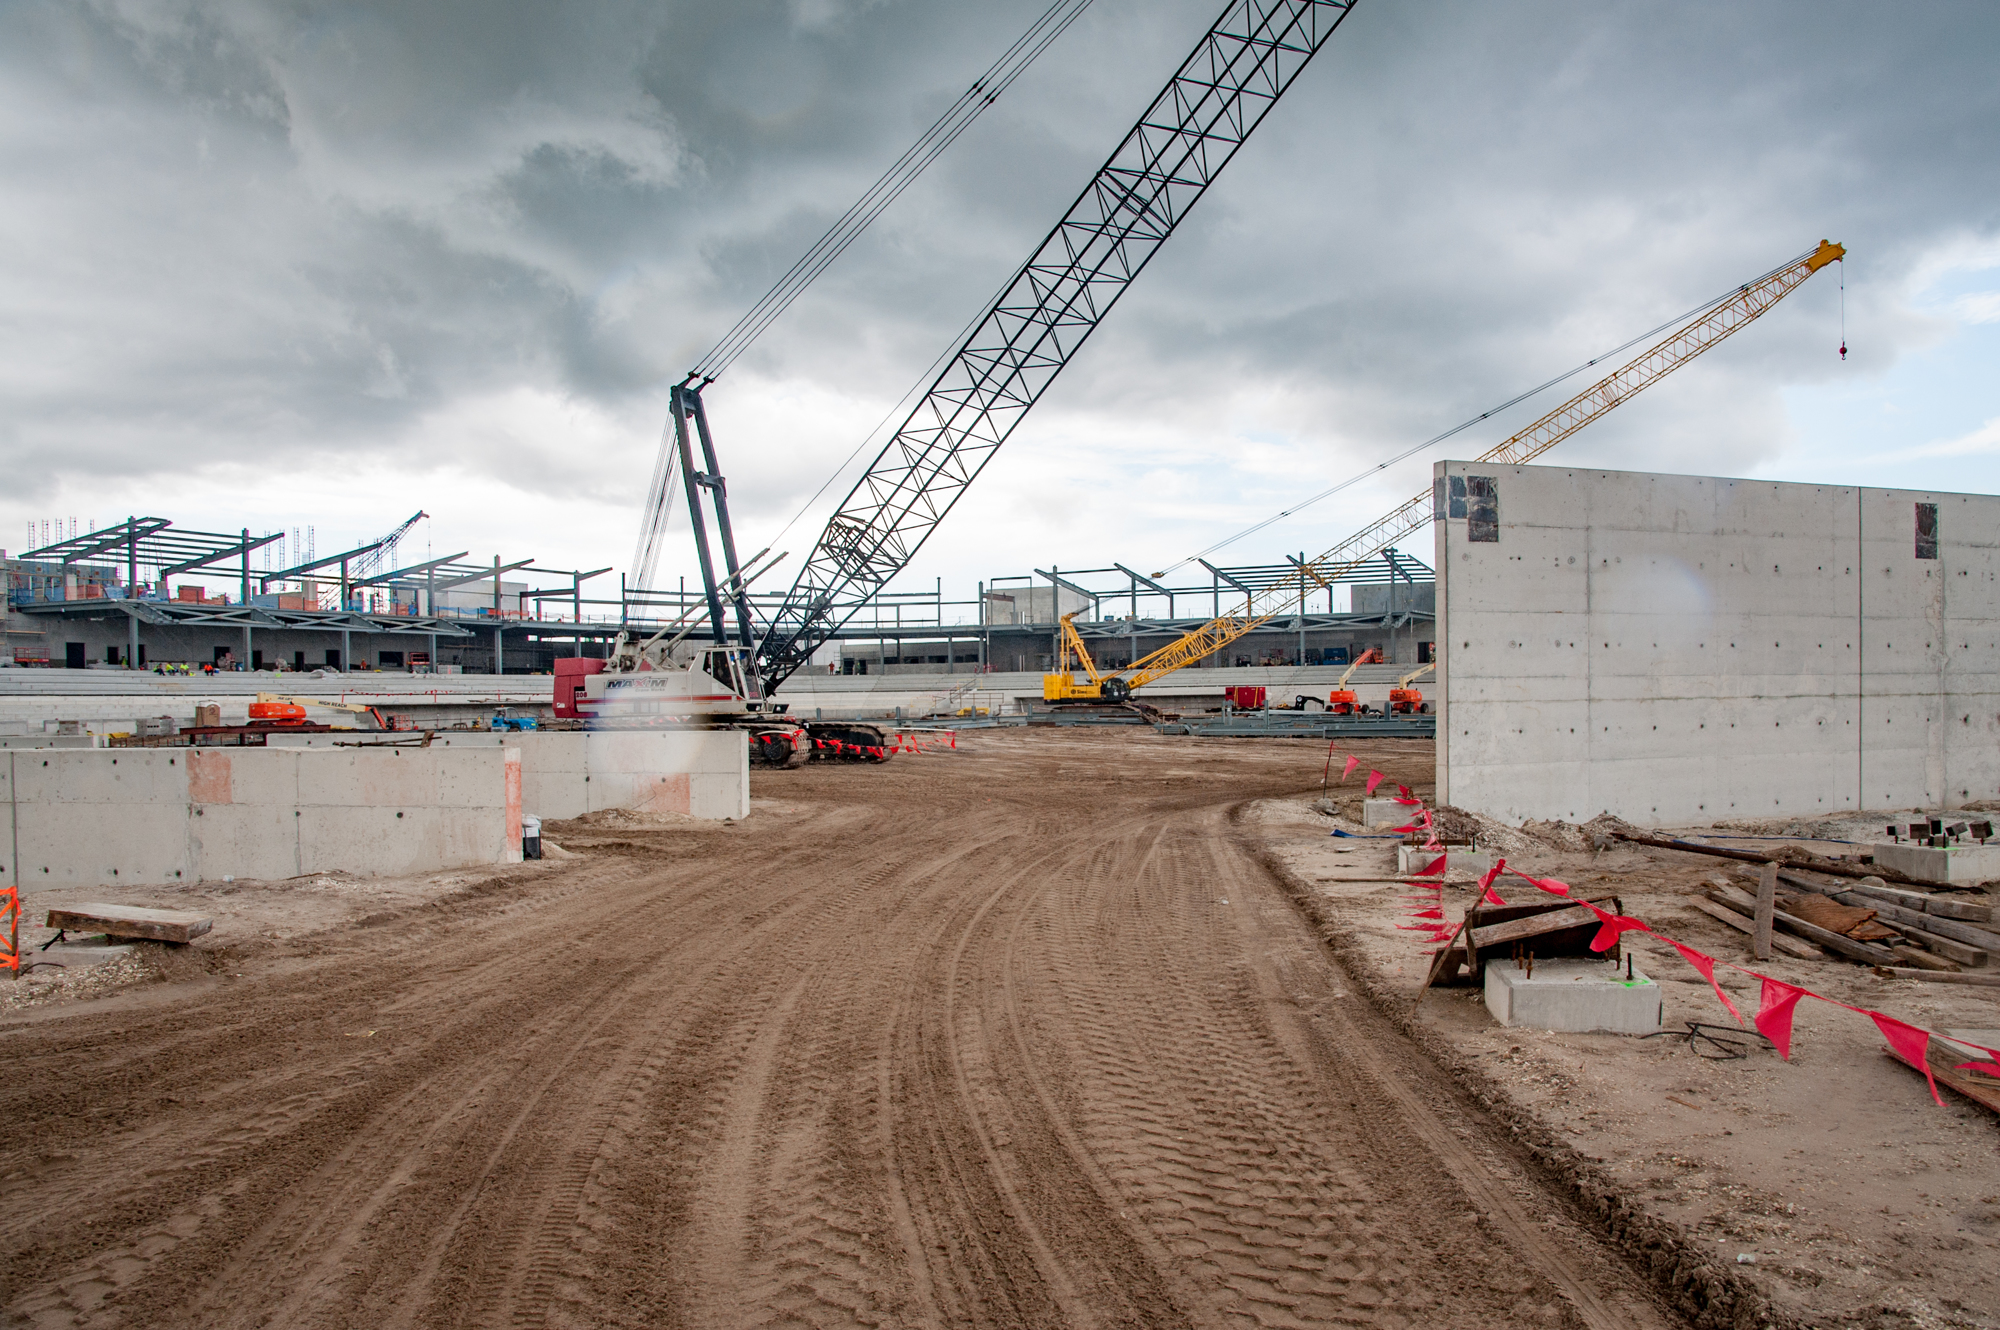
[1871,839,2000,885]
[2,746,522,885]
[267,730,750,821]
[1435,461,2000,825]
[1483,957,1662,1034]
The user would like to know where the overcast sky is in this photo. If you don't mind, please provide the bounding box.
[3,0,1996,614]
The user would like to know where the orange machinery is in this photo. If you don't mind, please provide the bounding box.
[1326,648,1383,714]
[1386,662,1435,715]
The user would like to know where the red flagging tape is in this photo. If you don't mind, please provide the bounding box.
[1872,1014,1944,1106]
[1303,735,2000,1112]
[1754,976,1811,1061]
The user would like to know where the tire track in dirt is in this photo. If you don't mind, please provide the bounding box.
[0,732,1677,1329]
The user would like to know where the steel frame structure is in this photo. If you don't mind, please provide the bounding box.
[745,0,1359,687]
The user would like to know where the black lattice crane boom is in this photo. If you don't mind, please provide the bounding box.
[735,0,1361,687]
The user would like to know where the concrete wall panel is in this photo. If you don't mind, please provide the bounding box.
[265,728,749,821]
[8,751,194,885]
[1437,463,2000,826]
[5,746,519,885]
[193,804,302,881]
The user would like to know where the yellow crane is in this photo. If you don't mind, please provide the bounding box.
[1046,239,1846,703]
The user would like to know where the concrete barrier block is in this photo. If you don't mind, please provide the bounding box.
[17,801,192,885]
[296,806,510,875]
[433,749,507,809]
[1362,799,1409,829]
[19,750,189,805]
[516,732,587,775]
[691,772,749,821]
[193,804,301,881]
[1397,845,1495,876]
[294,748,441,809]
[1484,958,1661,1034]
[223,750,304,808]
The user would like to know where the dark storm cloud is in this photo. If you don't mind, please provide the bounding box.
[2,0,1995,546]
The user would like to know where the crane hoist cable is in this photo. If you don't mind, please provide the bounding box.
[1151,250,1831,580]
[628,0,1097,594]
[753,0,1363,688]
[1053,239,1847,704]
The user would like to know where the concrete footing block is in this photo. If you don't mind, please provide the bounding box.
[1362,799,1408,829]
[1396,845,1495,876]
[1484,957,1662,1034]
[1872,840,2000,886]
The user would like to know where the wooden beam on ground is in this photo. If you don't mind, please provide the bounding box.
[1836,896,2000,955]
[1889,945,1961,972]
[1870,966,2000,986]
[1885,1039,2000,1115]
[1467,903,1600,951]
[1611,830,1927,886]
[45,904,212,944]
[1705,883,1899,963]
[1754,862,1777,962]
[1688,896,1824,960]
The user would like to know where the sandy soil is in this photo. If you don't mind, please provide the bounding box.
[1251,790,2000,1330]
[0,727,1701,1330]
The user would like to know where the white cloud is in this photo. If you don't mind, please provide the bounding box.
[2,0,1998,608]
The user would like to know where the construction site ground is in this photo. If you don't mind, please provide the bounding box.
[0,730,1992,1330]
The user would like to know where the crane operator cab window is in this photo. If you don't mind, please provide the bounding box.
[699,648,757,703]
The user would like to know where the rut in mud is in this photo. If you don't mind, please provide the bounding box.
[0,730,1681,1329]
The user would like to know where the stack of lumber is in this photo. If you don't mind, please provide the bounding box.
[1699,870,2000,978]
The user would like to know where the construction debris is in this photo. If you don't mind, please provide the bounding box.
[44,903,212,945]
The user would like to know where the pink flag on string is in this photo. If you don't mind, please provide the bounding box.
[1397,784,1412,798]
[1365,770,1385,794]
[1513,871,1572,897]
[1341,755,1360,782]
[1952,1038,2000,1077]
[1578,899,1650,952]
[1872,1013,1944,1106]
[1754,976,1811,1060]
[1477,857,1508,905]
[1415,855,1448,878]
[1394,796,1421,807]
[1668,941,1742,1023]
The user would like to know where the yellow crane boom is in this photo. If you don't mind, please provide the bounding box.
[1050,240,1845,703]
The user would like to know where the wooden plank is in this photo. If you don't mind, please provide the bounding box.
[1870,966,2000,987]
[45,904,212,944]
[1689,896,1825,959]
[1836,895,2000,953]
[1706,884,1898,964]
[1889,945,1961,973]
[1927,896,1993,924]
[1824,878,1934,909]
[1885,1045,2000,1116]
[1754,862,1777,962]
[1879,919,1986,967]
[1835,879,1993,925]
[1610,830,1928,885]
[1467,903,1599,951]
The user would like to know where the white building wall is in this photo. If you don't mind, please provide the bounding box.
[1435,462,2000,826]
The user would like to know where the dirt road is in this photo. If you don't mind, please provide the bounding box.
[1,730,1680,1329]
